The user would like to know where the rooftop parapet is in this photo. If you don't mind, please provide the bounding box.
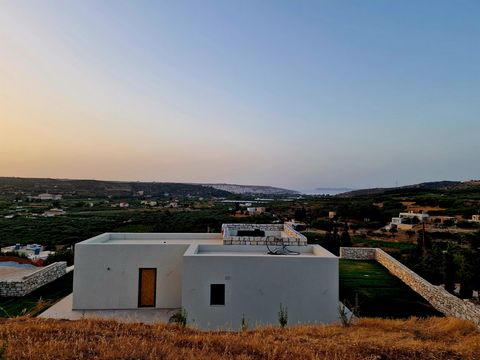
[221,223,307,246]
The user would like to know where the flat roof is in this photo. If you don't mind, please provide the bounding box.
[77,232,337,260]
[185,244,336,258]
[79,232,223,245]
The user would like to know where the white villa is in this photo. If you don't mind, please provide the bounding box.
[72,223,338,330]
[389,211,429,230]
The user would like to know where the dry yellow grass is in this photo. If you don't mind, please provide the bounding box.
[0,317,479,359]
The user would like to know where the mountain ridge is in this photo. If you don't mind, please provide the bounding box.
[0,177,297,198]
[337,180,480,197]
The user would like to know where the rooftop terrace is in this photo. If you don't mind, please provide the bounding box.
[186,244,336,258]
[221,223,307,246]
[80,232,222,245]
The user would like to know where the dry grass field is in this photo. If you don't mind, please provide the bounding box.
[0,317,479,360]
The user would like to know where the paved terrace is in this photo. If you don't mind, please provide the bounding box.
[39,294,178,324]
[0,265,38,281]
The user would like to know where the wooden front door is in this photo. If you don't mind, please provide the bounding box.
[138,268,156,307]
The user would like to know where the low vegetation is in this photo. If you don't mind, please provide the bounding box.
[0,272,73,318]
[0,317,478,359]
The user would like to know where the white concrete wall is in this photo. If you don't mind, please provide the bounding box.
[73,242,189,309]
[182,247,338,330]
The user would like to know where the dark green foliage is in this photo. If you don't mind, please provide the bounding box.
[0,251,28,259]
[294,207,307,222]
[340,223,352,247]
[457,221,480,229]
[444,251,455,294]
[416,234,424,253]
[44,249,74,266]
[0,207,273,248]
[419,246,444,284]
[405,230,415,239]
[389,227,398,238]
[310,219,334,232]
[459,251,475,299]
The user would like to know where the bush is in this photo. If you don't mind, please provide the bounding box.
[241,313,248,332]
[44,249,74,266]
[0,251,28,259]
[169,308,188,327]
[278,303,288,328]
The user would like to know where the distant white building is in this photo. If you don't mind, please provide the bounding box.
[35,193,62,201]
[141,200,158,207]
[285,220,307,231]
[1,243,54,261]
[472,215,480,223]
[72,223,338,330]
[246,207,266,215]
[389,211,429,230]
[42,208,66,217]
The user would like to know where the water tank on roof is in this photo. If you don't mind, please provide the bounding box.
[34,248,41,255]
[15,243,20,250]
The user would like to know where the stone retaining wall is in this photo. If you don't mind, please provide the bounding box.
[340,247,480,326]
[339,247,376,260]
[0,262,67,297]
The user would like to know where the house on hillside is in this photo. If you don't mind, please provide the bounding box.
[389,211,429,230]
[72,223,338,330]
[27,193,62,201]
[42,208,66,217]
[246,207,266,215]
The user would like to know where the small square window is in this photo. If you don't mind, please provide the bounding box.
[210,284,225,305]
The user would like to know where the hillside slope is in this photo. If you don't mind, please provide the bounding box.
[0,317,478,359]
[338,180,480,197]
[204,183,298,195]
[0,177,231,198]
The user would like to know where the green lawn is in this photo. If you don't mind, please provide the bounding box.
[351,236,416,251]
[339,260,441,318]
[0,272,73,318]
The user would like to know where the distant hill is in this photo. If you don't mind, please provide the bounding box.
[337,180,480,197]
[0,177,231,199]
[203,183,298,195]
[0,177,298,198]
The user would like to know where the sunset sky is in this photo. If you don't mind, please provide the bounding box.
[1,1,479,191]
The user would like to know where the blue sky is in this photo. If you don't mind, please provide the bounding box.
[0,1,479,190]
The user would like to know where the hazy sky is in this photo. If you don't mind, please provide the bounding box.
[1,1,479,191]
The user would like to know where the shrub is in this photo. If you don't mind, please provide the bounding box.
[338,294,360,327]
[168,308,187,327]
[44,249,74,266]
[278,303,288,328]
[240,313,248,332]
